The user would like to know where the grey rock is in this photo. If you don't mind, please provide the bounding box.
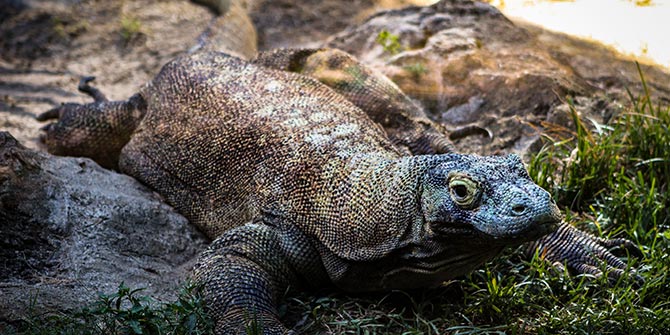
[441,95,485,125]
[0,131,208,322]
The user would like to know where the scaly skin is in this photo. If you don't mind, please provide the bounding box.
[189,0,257,59]
[253,48,456,155]
[38,49,639,333]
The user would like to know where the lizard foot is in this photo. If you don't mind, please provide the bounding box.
[36,76,107,123]
[193,224,298,335]
[529,222,644,286]
[37,100,102,155]
[214,309,293,335]
[77,76,108,102]
[36,76,109,126]
[36,76,146,169]
[448,125,493,141]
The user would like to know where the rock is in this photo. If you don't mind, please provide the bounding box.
[247,0,434,50]
[0,132,208,322]
[326,0,670,155]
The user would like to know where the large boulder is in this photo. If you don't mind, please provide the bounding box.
[326,0,670,155]
[0,132,208,322]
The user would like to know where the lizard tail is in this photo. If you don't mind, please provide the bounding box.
[189,0,258,60]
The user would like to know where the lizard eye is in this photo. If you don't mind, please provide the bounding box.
[448,176,479,208]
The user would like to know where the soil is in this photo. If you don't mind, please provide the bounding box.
[1,0,213,149]
[0,0,434,151]
[2,0,669,155]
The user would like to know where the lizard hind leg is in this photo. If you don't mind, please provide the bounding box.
[193,223,298,334]
[254,48,455,155]
[37,77,147,169]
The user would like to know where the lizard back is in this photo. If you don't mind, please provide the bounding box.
[119,52,404,240]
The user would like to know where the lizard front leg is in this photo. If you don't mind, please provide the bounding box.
[528,222,644,283]
[193,223,299,334]
[37,77,147,169]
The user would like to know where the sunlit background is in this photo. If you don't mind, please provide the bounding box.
[415,0,670,70]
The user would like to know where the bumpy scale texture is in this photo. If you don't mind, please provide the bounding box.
[254,48,456,155]
[38,49,638,334]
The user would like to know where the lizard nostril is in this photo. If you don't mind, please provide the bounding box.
[512,204,527,215]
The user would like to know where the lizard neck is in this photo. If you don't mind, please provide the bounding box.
[343,153,442,245]
[302,153,446,262]
[314,154,474,288]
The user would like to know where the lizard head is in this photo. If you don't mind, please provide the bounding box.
[420,154,560,245]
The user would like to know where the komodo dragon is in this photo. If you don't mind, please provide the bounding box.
[37,48,640,334]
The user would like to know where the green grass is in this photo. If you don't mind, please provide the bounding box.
[376,29,404,56]
[282,65,669,334]
[528,67,669,232]
[7,68,669,334]
[120,14,143,44]
[403,62,429,81]
[3,283,212,335]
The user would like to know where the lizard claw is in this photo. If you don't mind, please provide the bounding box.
[36,75,107,123]
[36,103,87,146]
[78,76,108,102]
[39,123,53,132]
[594,236,644,258]
[448,125,493,141]
[530,222,644,286]
[36,104,68,122]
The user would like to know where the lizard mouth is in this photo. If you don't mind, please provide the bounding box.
[519,216,559,240]
[481,216,560,244]
[470,197,563,244]
[433,215,559,246]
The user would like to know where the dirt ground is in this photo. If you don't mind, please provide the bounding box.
[3,0,670,156]
[0,0,437,150]
[4,0,670,161]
